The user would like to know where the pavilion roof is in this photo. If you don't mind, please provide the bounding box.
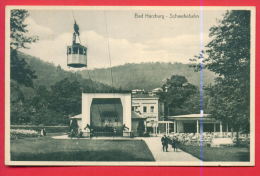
[168,114,216,121]
[169,114,210,118]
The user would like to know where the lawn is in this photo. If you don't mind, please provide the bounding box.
[179,144,250,161]
[11,135,155,161]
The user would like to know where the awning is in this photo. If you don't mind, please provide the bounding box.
[69,114,82,119]
[167,114,216,121]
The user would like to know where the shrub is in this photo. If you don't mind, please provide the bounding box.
[11,129,40,139]
[11,125,69,133]
[169,132,250,147]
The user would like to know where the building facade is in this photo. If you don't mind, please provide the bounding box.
[131,94,164,134]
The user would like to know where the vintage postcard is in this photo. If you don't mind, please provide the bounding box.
[5,6,255,166]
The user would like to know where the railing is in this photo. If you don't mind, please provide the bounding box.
[90,127,124,137]
[92,131,123,137]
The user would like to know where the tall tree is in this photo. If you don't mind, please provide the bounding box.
[10,9,39,124]
[10,9,38,49]
[10,9,38,87]
[159,75,197,116]
[191,10,250,138]
[11,49,37,87]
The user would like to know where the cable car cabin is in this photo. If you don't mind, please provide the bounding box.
[67,43,87,68]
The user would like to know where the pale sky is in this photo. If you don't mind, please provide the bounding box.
[20,7,226,70]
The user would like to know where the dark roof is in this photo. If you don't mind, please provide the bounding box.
[132,94,159,99]
[92,98,122,104]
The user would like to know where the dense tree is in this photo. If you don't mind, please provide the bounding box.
[80,62,215,91]
[29,85,49,124]
[191,10,250,139]
[10,9,38,87]
[49,78,82,117]
[11,101,32,124]
[10,9,38,124]
[11,49,37,87]
[159,75,198,116]
[10,9,38,50]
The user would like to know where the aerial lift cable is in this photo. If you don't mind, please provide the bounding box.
[104,11,119,122]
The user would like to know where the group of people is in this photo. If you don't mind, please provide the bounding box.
[161,135,179,152]
[69,128,83,138]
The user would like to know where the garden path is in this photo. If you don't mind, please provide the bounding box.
[142,137,201,162]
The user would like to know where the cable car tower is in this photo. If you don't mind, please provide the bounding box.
[67,19,87,68]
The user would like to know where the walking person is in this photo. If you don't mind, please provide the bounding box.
[161,135,169,152]
[172,137,177,152]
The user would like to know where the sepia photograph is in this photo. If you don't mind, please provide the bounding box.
[5,6,255,166]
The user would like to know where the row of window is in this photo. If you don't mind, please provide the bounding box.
[67,47,87,55]
[132,106,154,113]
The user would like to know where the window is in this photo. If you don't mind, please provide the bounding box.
[132,106,135,111]
[67,47,71,54]
[150,106,154,113]
[143,106,147,113]
[73,47,78,54]
[79,47,83,54]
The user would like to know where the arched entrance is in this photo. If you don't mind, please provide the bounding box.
[90,98,123,136]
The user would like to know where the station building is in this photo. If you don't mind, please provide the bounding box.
[70,92,225,137]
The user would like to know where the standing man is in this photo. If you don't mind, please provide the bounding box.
[161,135,169,152]
[172,137,177,152]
